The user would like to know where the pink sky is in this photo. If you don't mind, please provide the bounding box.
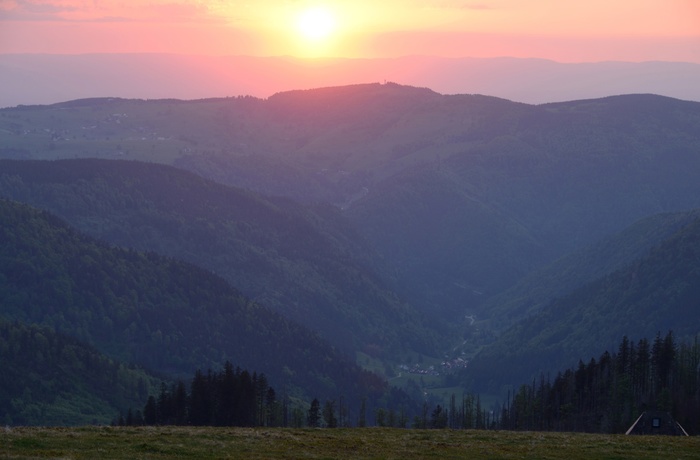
[1,1,699,62]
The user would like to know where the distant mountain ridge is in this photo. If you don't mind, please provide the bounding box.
[2,87,700,324]
[1,54,699,108]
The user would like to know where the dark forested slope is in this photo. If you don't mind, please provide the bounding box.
[0,159,439,358]
[0,320,161,426]
[468,215,700,392]
[0,198,385,402]
[481,209,700,329]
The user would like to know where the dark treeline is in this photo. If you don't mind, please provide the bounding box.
[431,332,699,434]
[119,332,700,433]
[118,361,413,428]
[110,367,557,431]
[376,332,700,434]
[117,362,285,427]
[497,331,700,434]
[374,394,495,430]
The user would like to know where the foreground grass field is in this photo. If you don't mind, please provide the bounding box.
[1,426,698,459]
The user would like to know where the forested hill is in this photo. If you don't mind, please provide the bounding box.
[0,198,386,404]
[0,159,440,358]
[467,214,700,392]
[341,92,700,318]
[0,319,161,426]
[481,209,700,329]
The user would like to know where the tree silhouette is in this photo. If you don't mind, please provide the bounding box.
[307,398,321,427]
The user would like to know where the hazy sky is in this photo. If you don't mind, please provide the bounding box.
[1,0,699,62]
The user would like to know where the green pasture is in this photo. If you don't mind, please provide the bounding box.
[2,426,697,459]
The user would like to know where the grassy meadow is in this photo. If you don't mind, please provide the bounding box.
[1,426,698,459]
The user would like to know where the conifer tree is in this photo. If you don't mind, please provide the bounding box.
[307,398,321,427]
[323,400,338,428]
[358,398,367,427]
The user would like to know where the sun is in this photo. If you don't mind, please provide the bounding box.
[295,6,337,42]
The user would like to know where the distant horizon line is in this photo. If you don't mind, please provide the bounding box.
[2,86,692,110]
[2,53,699,108]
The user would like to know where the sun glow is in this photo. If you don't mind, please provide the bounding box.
[295,6,337,42]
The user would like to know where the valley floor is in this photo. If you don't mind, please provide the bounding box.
[1,426,697,459]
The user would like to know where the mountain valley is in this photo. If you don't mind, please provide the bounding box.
[2,84,700,421]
